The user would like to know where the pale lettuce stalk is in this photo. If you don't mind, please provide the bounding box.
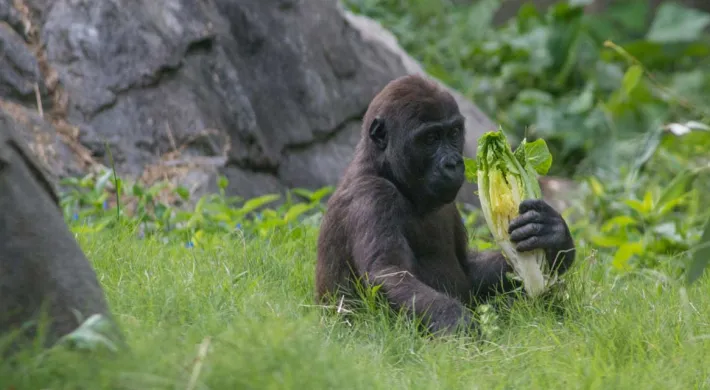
[465,129,554,297]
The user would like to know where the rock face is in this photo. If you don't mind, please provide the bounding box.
[0,0,495,204]
[0,107,117,353]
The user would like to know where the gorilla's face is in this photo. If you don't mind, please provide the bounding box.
[369,107,466,212]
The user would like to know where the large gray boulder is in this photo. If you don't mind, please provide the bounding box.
[0,106,118,353]
[0,0,495,204]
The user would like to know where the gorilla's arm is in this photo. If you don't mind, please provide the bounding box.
[461,199,576,297]
[349,196,476,335]
[464,250,518,297]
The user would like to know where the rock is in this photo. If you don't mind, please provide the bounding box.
[0,105,119,353]
[1,0,497,206]
[0,22,41,103]
[0,99,86,178]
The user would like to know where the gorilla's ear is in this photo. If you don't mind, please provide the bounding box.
[369,117,387,150]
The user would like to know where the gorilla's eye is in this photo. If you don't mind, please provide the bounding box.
[450,127,461,138]
[424,132,439,145]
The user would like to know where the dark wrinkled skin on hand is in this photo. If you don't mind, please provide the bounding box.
[507,199,576,273]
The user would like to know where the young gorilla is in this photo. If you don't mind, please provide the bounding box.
[315,75,576,335]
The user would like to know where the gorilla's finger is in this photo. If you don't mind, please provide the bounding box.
[509,222,546,243]
[518,199,556,214]
[518,199,547,214]
[508,210,542,233]
[515,236,543,252]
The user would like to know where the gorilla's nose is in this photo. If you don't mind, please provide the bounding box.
[442,155,463,174]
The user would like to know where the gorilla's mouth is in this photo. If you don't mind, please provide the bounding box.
[433,175,464,202]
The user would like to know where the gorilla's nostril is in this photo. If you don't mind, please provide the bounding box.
[445,157,462,169]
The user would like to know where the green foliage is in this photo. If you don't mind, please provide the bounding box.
[568,126,710,278]
[60,172,334,247]
[344,0,710,179]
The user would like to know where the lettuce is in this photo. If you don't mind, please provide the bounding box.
[464,129,554,297]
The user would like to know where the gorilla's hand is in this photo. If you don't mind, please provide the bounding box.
[427,302,481,338]
[507,199,576,273]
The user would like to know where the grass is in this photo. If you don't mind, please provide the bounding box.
[2,222,709,389]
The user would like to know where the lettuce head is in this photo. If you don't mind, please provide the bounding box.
[464,129,555,297]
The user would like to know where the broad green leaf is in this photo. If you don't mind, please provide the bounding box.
[607,0,650,33]
[625,197,652,215]
[656,195,688,218]
[217,176,229,190]
[283,203,311,223]
[513,139,527,167]
[176,186,190,201]
[310,186,334,202]
[686,218,710,285]
[132,183,144,197]
[523,138,552,175]
[591,234,628,248]
[240,194,280,214]
[601,215,638,233]
[291,188,314,199]
[657,170,697,211]
[612,242,644,271]
[646,2,710,43]
[621,65,643,96]
[464,157,477,183]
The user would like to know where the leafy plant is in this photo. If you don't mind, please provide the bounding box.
[60,171,334,247]
[465,130,555,297]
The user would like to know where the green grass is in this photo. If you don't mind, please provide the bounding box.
[2,223,709,389]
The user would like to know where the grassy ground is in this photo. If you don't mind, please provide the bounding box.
[1,223,708,389]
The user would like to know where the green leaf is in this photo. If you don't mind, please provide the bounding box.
[176,186,190,201]
[310,186,334,202]
[624,197,652,215]
[656,169,697,212]
[587,176,605,197]
[217,176,229,190]
[621,65,643,96]
[523,138,552,175]
[612,242,644,271]
[283,203,312,223]
[240,194,280,214]
[132,183,144,197]
[646,2,710,43]
[513,139,527,167]
[464,157,478,183]
[591,234,628,248]
[601,215,638,233]
[686,218,710,285]
[94,170,114,192]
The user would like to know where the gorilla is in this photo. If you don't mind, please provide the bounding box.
[315,75,576,335]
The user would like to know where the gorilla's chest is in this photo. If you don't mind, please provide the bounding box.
[404,218,470,298]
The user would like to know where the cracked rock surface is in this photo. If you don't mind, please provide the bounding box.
[1,0,495,204]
